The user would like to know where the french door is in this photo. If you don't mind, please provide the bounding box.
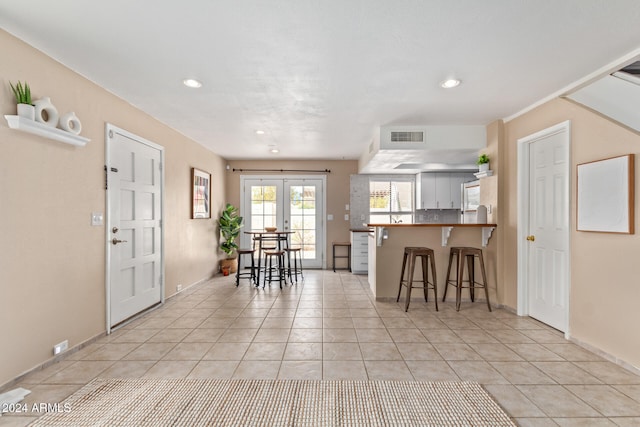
[241,176,325,269]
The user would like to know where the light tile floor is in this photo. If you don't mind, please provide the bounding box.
[2,270,640,426]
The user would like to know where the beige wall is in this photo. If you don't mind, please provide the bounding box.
[0,30,226,387]
[501,97,640,368]
[225,160,358,269]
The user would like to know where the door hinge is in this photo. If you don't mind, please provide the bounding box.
[159,162,163,171]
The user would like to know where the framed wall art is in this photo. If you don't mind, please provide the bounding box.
[192,168,211,219]
[577,154,634,234]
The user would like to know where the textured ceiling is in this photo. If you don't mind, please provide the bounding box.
[1,0,640,163]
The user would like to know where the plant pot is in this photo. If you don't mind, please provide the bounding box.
[220,257,238,274]
[478,163,490,173]
[17,103,35,121]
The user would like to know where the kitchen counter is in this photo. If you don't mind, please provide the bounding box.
[365,223,498,302]
[367,223,497,248]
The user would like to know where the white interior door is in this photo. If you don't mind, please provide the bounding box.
[519,122,570,332]
[106,125,164,329]
[241,176,325,269]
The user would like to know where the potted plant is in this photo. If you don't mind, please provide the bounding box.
[218,203,244,275]
[477,154,490,172]
[9,81,35,120]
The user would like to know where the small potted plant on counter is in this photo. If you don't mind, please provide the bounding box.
[477,154,490,172]
[218,203,244,275]
[9,81,35,120]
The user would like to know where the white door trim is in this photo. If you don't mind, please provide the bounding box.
[239,175,327,269]
[517,120,571,338]
[105,123,165,334]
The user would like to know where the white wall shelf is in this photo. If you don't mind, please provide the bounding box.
[4,115,89,147]
[474,170,494,179]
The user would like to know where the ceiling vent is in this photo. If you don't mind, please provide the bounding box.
[390,131,424,143]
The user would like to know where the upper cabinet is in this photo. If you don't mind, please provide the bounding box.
[416,172,476,210]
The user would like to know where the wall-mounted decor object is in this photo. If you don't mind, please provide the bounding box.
[577,154,634,234]
[192,168,211,219]
[5,82,89,146]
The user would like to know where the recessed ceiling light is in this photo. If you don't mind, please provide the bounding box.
[270,148,279,154]
[183,78,202,88]
[440,78,461,89]
[256,130,265,135]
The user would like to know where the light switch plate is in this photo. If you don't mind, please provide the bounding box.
[344,214,349,221]
[327,214,334,221]
[91,212,104,226]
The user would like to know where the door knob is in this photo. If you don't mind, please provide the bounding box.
[112,238,128,245]
[526,235,535,242]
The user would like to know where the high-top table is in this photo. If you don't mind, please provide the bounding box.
[244,231,294,286]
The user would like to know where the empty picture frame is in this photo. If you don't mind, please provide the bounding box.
[192,168,211,219]
[577,154,634,234]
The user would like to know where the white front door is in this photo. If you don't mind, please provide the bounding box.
[106,125,164,329]
[241,176,325,269]
[518,121,570,333]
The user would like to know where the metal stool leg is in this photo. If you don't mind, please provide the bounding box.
[478,251,492,312]
[397,251,408,302]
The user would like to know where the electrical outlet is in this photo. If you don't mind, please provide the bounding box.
[344,214,349,221]
[53,340,68,355]
[177,284,183,292]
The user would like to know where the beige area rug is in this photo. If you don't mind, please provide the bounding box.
[30,379,516,426]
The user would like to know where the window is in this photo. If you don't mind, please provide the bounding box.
[369,179,414,224]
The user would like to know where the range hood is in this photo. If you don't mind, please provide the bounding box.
[359,125,486,174]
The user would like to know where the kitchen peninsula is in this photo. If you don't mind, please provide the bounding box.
[367,223,498,304]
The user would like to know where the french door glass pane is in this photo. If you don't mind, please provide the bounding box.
[290,185,316,259]
[251,185,277,230]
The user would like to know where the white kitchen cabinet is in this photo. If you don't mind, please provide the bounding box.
[350,231,369,274]
[416,172,476,210]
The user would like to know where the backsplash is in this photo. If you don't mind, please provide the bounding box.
[415,209,461,224]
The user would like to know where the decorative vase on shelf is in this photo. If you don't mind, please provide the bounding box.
[478,162,490,173]
[33,97,59,127]
[59,112,82,135]
[16,103,35,121]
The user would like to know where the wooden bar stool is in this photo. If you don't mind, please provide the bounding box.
[263,249,286,289]
[396,246,438,312]
[332,242,351,272]
[284,247,304,283]
[442,246,492,312]
[235,248,256,287]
